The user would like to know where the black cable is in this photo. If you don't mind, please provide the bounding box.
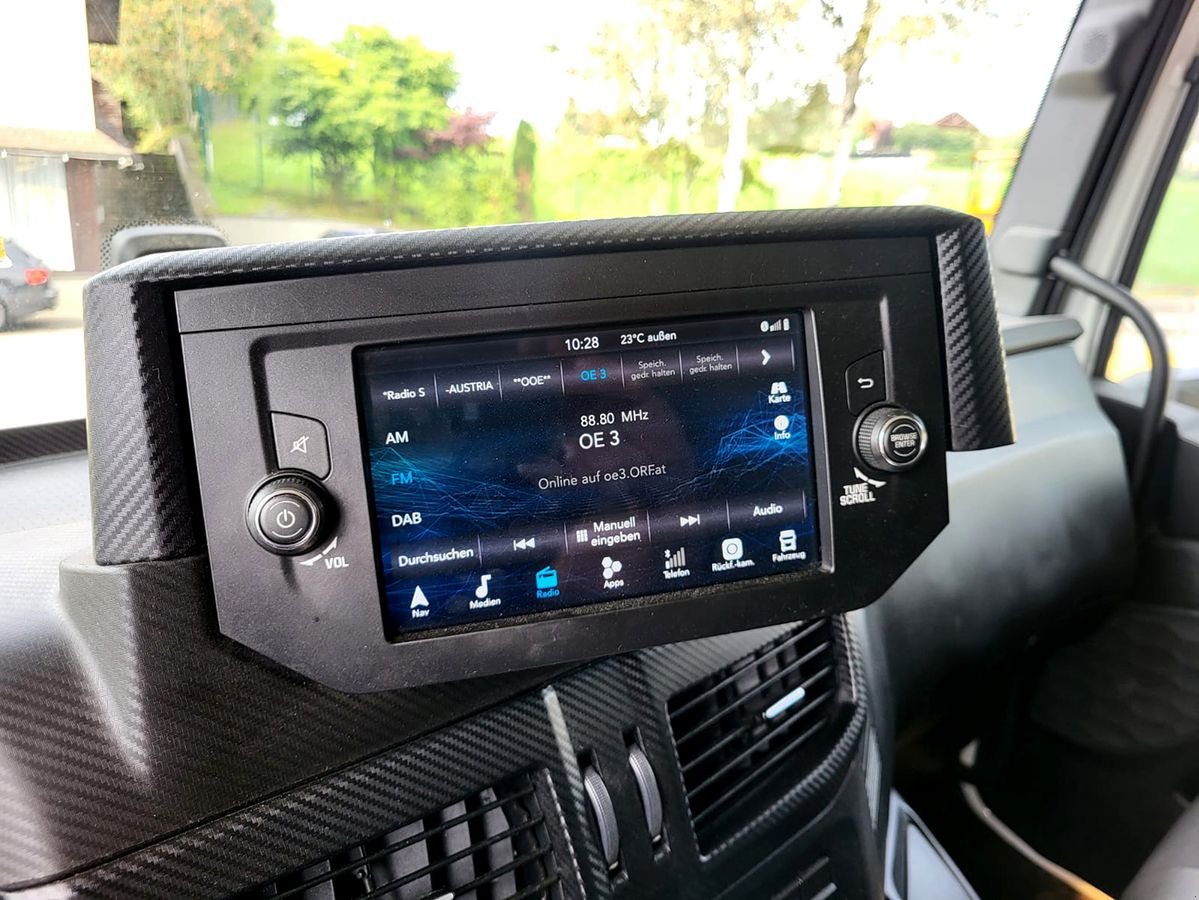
[1048,255,1169,500]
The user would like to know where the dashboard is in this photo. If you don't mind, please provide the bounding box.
[0,209,1131,899]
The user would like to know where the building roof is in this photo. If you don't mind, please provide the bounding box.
[935,112,980,132]
[0,126,131,158]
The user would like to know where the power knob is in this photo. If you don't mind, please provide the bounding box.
[246,473,330,555]
[856,407,928,472]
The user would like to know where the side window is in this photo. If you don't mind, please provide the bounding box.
[1106,119,1199,397]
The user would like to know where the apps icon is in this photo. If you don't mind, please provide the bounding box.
[601,556,623,579]
[536,566,559,590]
[721,538,744,561]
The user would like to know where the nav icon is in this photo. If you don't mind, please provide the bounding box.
[410,586,430,619]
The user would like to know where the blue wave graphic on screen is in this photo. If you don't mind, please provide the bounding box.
[371,447,557,539]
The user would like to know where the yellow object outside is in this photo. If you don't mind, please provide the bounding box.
[966,150,1020,234]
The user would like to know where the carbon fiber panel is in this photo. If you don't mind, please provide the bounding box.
[0,535,570,889]
[0,421,87,465]
[84,207,1013,566]
[4,617,868,899]
[934,220,1014,451]
[85,278,201,564]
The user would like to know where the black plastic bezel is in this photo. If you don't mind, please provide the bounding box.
[177,239,953,691]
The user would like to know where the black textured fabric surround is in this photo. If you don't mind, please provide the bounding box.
[83,207,1012,565]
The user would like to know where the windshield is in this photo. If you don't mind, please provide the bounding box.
[0,0,1079,429]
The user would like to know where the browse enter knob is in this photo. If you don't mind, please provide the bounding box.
[856,407,928,472]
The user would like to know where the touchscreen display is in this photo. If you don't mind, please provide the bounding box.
[357,313,820,636]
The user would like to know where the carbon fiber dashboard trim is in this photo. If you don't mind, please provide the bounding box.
[0,420,87,465]
[0,537,569,889]
[83,207,1012,565]
[934,220,1014,451]
[4,617,868,898]
[85,278,201,564]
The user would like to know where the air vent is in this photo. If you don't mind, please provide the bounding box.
[234,772,561,900]
[668,620,842,851]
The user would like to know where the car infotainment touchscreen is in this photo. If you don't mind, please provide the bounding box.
[356,312,821,636]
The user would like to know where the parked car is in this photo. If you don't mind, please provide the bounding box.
[0,238,57,329]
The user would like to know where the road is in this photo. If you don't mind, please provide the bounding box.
[0,217,354,430]
[0,276,86,429]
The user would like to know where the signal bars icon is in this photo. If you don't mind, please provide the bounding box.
[760,318,792,333]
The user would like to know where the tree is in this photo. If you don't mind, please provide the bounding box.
[660,0,802,211]
[750,86,834,153]
[91,0,272,148]
[266,29,458,204]
[594,0,803,211]
[335,27,457,201]
[513,120,537,221]
[267,39,361,197]
[815,0,989,204]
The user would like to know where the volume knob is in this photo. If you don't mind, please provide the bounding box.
[246,473,329,555]
[856,407,928,472]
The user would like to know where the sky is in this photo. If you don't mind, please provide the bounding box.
[273,0,1081,139]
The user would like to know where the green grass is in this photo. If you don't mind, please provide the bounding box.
[205,117,1199,296]
[208,120,392,222]
[208,118,996,224]
[1137,177,1199,292]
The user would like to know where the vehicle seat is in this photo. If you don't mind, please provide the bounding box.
[1123,802,1199,899]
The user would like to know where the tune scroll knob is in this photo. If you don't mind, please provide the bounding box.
[856,407,929,472]
[246,474,330,555]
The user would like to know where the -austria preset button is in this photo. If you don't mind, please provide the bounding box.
[436,366,502,404]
